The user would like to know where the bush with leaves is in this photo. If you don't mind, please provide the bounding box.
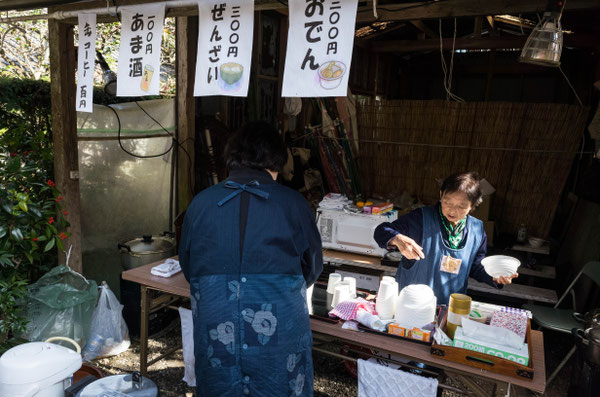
[0,124,69,345]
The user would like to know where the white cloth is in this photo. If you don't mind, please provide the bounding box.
[179,307,196,386]
[151,258,181,277]
[358,359,438,397]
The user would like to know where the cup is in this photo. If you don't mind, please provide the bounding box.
[343,277,357,298]
[332,284,351,308]
[326,273,342,294]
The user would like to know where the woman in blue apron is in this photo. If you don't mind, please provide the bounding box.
[374,172,517,305]
[179,121,323,396]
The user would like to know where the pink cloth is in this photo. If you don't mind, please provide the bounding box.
[329,298,377,321]
[490,311,528,340]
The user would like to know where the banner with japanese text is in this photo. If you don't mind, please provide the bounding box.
[282,0,358,97]
[117,4,165,96]
[76,13,96,113]
[194,0,254,97]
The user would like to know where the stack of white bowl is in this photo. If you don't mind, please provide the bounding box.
[375,277,398,320]
[394,284,437,329]
[481,255,520,278]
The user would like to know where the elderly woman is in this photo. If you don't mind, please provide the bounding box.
[179,121,323,397]
[374,172,517,305]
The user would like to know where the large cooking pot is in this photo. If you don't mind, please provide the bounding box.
[573,309,600,330]
[118,232,175,270]
[574,327,600,366]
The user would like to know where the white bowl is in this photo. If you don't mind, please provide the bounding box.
[528,237,545,248]
[481,255,520,278]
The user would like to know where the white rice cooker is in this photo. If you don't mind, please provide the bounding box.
[0,339,82,397]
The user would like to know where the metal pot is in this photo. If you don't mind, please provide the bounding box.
[573,309,600,330]
[574,327,600,366]
[118,232,175,270]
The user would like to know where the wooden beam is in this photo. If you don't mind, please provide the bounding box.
[473,16,483,37]
[356,0,600,23]
[371,34,599,53]
[175,16,198,214]
[410,20,438,38]
[48,14,82,273]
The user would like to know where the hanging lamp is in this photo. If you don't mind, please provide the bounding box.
[519,1,564,67]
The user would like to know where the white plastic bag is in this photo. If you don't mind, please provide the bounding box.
[82,282,130,361]
[179,307,196,386]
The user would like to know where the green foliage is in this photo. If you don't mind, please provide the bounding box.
[0,78,69,344]
[0,275,28,345]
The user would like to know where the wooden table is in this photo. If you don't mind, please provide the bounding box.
[122,258,546,396]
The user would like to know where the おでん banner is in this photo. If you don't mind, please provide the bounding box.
[194,0,254,97]
[117,4,165,96]
[76,13,96,113]
[282,0,358,97]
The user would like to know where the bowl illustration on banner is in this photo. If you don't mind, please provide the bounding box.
[220,62,244,85]
[318,61,346,90]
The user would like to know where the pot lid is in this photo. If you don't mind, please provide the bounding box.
[79,373,157,397]
[120,234,174,254]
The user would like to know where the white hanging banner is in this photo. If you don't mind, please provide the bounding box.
[194,0,254,97]
[282,0,358,97]
[76,13,96,113]
[117,4,165,96]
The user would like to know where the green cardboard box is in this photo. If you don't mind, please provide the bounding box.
[453,327,529,366]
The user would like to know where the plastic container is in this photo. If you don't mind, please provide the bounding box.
[447,293,471,340]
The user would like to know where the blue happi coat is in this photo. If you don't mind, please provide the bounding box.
[179,168,323,397]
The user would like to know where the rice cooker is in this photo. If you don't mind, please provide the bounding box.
[0,341,82,397]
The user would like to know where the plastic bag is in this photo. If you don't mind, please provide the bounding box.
[82,282,131,361]
[179,307,196,386]
[20,265,98,347]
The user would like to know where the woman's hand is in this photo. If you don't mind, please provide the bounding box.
[389,234,425,260]
[494,273,519,284]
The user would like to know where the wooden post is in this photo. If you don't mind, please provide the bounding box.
[48,15,82,273]
[175,16,198,214]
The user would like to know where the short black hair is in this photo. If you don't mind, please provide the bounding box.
[224,121,287,172]
[440,172,483,207]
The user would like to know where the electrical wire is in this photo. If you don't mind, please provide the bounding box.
[293,128,595,155]
[438,18,464,102]
[558,66,584,107]
[358,0,446,14]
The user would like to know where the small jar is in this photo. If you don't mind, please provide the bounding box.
[446,293,472,340]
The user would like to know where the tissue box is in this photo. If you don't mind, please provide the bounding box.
[453,327,529,366]
[490,311,527,341]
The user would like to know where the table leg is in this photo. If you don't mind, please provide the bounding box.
[140,285,150,376]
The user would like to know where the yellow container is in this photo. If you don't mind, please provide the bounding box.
[446,293,471,340]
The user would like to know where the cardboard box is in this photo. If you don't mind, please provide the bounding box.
[388,323,432,342]
[483,221,494,247]
[453,327,529,365]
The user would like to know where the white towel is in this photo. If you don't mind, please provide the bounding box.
[358,358,438,397]
[151,258,181,277]
[178,307,196,386]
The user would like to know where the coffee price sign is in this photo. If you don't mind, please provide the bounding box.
[76,13,96,113]
[282,0,358,97]
[117,3,165,96]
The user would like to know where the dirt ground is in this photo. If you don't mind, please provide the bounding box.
[92,319,575,396]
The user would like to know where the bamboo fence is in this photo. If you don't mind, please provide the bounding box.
[356,99,589,238]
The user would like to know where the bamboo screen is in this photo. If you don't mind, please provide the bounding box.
[356,99,589,238]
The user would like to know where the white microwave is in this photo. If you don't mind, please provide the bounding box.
[316,208,398,257]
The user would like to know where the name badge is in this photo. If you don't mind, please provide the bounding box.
[440,255,462,274]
